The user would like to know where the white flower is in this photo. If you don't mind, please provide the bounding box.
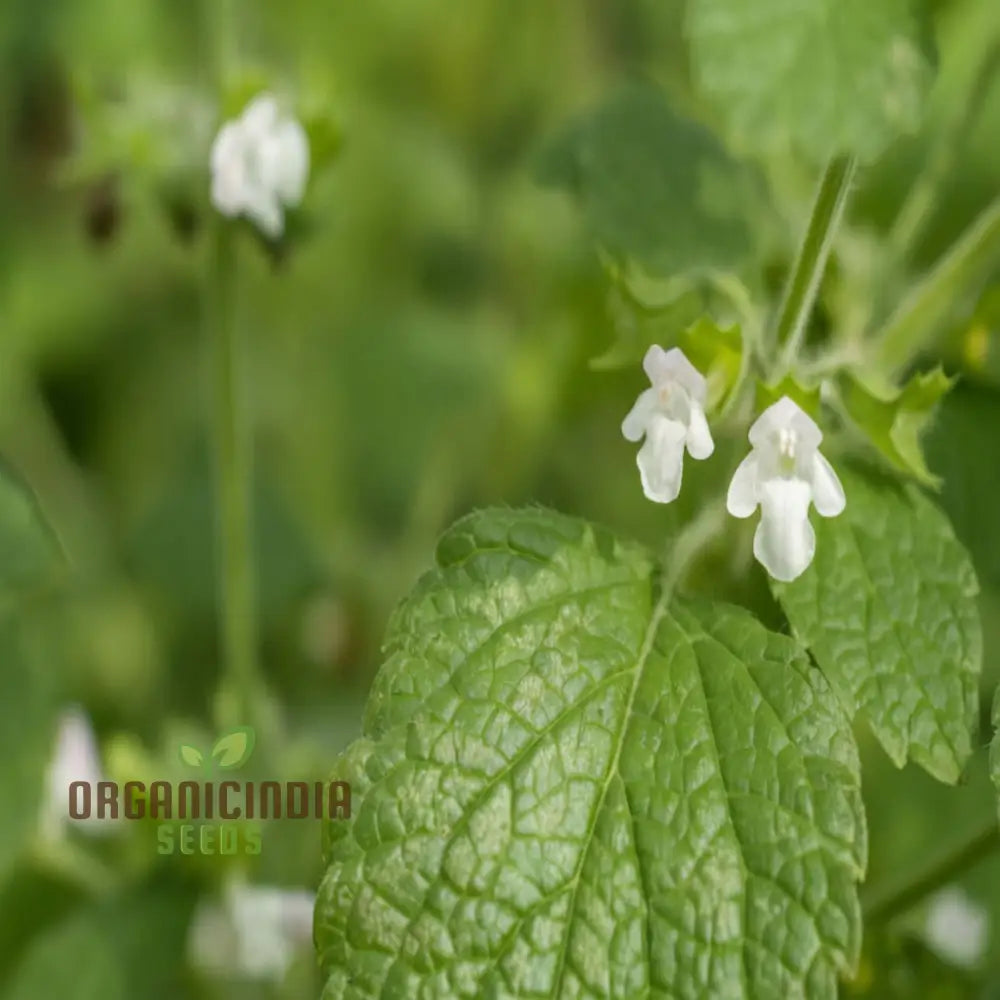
[924,886,989,968]
[40,707,113,840]
[726,396,845,582]
[622,346,714,504]
[210,92,309,238]
[188,881,315,982]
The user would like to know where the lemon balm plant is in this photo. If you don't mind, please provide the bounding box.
[311,3,1000,998]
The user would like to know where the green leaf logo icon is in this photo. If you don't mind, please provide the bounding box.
[210,727,256,769]
[179,744,204,768]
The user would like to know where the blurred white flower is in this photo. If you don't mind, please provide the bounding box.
[726,396,845,582]
[622,346,714,504]
[924,886,988,968]
[188,881,315,983]
[210,92,309,238]
[40,707,113,840]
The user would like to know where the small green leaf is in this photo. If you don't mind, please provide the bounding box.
[178,744,204,768]
[318,508,865,998]
[839,367,955,486]
[773,468,981,784]
[677,315,744,412]
[210,727,255,769]
[756,375,822,417]
[687,0,935,162]
[538,83,752,276]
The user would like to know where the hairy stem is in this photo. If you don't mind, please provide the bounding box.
[772,156,856,372]
[873,194,1000,373]
[862,817,1000,924]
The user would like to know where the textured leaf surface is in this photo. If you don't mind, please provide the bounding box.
[538,84,751,275]
[0,466,65,880]
[773,469,980,784]
[686,0,934,162]
[317,508,865,999]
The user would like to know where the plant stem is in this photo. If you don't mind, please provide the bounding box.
[772,156,856,373]
[873,194,1000,373]
[888,40,1000,263]
[206,220,261,731]
[862,817,1000,924]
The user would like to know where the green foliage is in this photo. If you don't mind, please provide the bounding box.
[538,84,752,275]
[686,0,935,161]
[839,367,955,486]
[755,376,822,417]
[317,508,865,998]
[4,882,198,1000]
[0,468,65,881]
[773,468,981,784]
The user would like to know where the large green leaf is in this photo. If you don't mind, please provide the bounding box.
[0,465,66,880]
[773,469,980,785]
[538,84,752,275]
[686,0,934,162]
[317,509,865,998]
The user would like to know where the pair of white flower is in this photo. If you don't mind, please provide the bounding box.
[622,346,846,582]
[210,93,309,239]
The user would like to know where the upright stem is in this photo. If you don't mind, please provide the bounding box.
[771,156,856,373]
[862,818,1000,924]
[203,0,261,731]
[888,40,1000,263]
[873,194,1000,373]
[207,221,261,730]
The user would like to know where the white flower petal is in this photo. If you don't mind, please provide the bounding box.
[636,414,687,504]
[684,403,715,460]
[621,388,657,442]
[189,883,315,983]
[642,345,707,403]
[41,708,113,840]
[754,478,816,581]
[811,452,846,517]
[272,120,310,205]
[726,453,759,518]
[246,195,285,239]
[748,396,821,452]
[924,887,989,968]
[241,93,280,137]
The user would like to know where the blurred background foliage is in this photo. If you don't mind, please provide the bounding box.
[1,0,1000,997]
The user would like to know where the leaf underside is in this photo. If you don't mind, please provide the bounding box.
[317,508,865,999]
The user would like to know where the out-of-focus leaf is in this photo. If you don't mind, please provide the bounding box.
[773,468,981,784]
[0,464,66,882]
[317,508,865,998]
[925,382,1000,586]
[686,0,935,162]
[538,83,752,275]
[4,881,198,1000]
[839,367,955,486]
